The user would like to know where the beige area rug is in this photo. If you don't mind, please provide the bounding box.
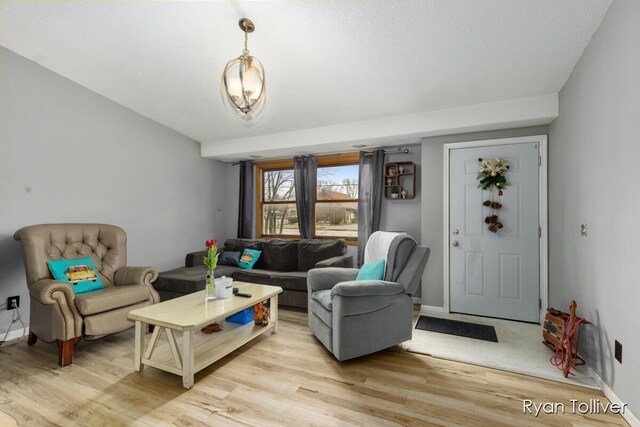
[406,310,598,389]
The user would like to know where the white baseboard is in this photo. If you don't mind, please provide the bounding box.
[0,326,29,343]
[420,304,445,314]
[586,365,639,427]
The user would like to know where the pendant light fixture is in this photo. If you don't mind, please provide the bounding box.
[221,18,266,122]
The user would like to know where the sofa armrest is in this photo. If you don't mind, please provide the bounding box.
[185,250,207,268]
[29,279,83,340]
[330,280,405,297]
[315,254,353,269]
[114,266,160,304]
[114,266,158,286]
[307,267,360,292]
[30,279,76,305]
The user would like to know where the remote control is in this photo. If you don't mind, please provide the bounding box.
[235,292,252,298]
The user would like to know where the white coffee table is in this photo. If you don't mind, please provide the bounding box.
[127,282,282,389]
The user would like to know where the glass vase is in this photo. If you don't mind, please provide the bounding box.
[205,273,216,302]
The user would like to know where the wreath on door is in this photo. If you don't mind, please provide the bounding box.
[477,158,510,233]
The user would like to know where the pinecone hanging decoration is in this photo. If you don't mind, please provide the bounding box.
[478,158,509,233]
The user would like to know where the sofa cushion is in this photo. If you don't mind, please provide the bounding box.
[224,238,262,253]
[218,251,241,267]
[215,265,241,278]
[154,265,240,294]
[154,266,206,293]
[298,239,347,271]
[310,297,333,328]
[261,240,299,271]
[311,290,333,327]
[270,271,309,292]
[74,284,150,315]
[312,289,333,311]
[231,269,272,285]
[224,239,265,269]
[84,301,148,337]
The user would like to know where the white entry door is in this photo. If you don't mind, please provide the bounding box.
[449,142,540,323]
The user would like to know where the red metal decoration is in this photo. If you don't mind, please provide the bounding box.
[546,301,590,377]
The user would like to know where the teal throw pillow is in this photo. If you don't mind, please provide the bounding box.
[238,249,262,270]
[356,260,386,281]
[47,257,105,294]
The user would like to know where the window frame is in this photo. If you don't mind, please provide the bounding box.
[256,160,298,239]
[255,153,360,244]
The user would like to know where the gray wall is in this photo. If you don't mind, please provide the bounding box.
[420,126,549,308]
[0,48,232,336]
[379,144,422,241]
[548,0,639,414]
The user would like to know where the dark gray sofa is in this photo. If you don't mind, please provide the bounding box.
[153,238,352,308]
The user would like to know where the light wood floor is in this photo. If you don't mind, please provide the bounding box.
[0,308,627,427]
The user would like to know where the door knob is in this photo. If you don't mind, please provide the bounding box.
[452,241,459,247]
[452,229,459,235]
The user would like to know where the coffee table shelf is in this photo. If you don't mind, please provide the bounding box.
[148,321,275,374]
[128,282,282,389]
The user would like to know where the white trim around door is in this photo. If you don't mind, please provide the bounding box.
[443,135,548,324]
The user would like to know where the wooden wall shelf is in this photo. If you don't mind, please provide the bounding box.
[384,161,416,200]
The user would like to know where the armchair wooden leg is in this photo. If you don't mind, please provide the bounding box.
[57,337,80,367]
[27,332,38,346]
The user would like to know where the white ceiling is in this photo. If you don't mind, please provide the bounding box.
[1,1,611,159]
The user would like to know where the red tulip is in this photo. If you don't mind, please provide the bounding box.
[205,239,217,249]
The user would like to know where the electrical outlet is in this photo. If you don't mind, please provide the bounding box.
[615,340,622,363]
[6,296,19,309]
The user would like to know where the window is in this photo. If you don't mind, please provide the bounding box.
[315,164,358,238]
[261,168,298,236]
[256,154,359,242]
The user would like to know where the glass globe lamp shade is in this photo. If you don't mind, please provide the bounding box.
[221,54,266,122]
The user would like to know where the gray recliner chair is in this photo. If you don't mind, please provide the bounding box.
[307,232,430,361]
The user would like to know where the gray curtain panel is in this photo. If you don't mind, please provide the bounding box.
[357,149,385,266]
[294,155,317,239]
[237,161,254,239]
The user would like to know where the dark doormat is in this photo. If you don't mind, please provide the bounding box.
[415,316,498,343]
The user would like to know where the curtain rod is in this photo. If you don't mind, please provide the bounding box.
[229,147,410,165]
[384,148,409,154]
[384,148,410,154]
[362,148,410,156]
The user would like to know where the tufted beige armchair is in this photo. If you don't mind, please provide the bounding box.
[14,224,159,366]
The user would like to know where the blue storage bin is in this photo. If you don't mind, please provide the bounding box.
[226,307,254,325]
